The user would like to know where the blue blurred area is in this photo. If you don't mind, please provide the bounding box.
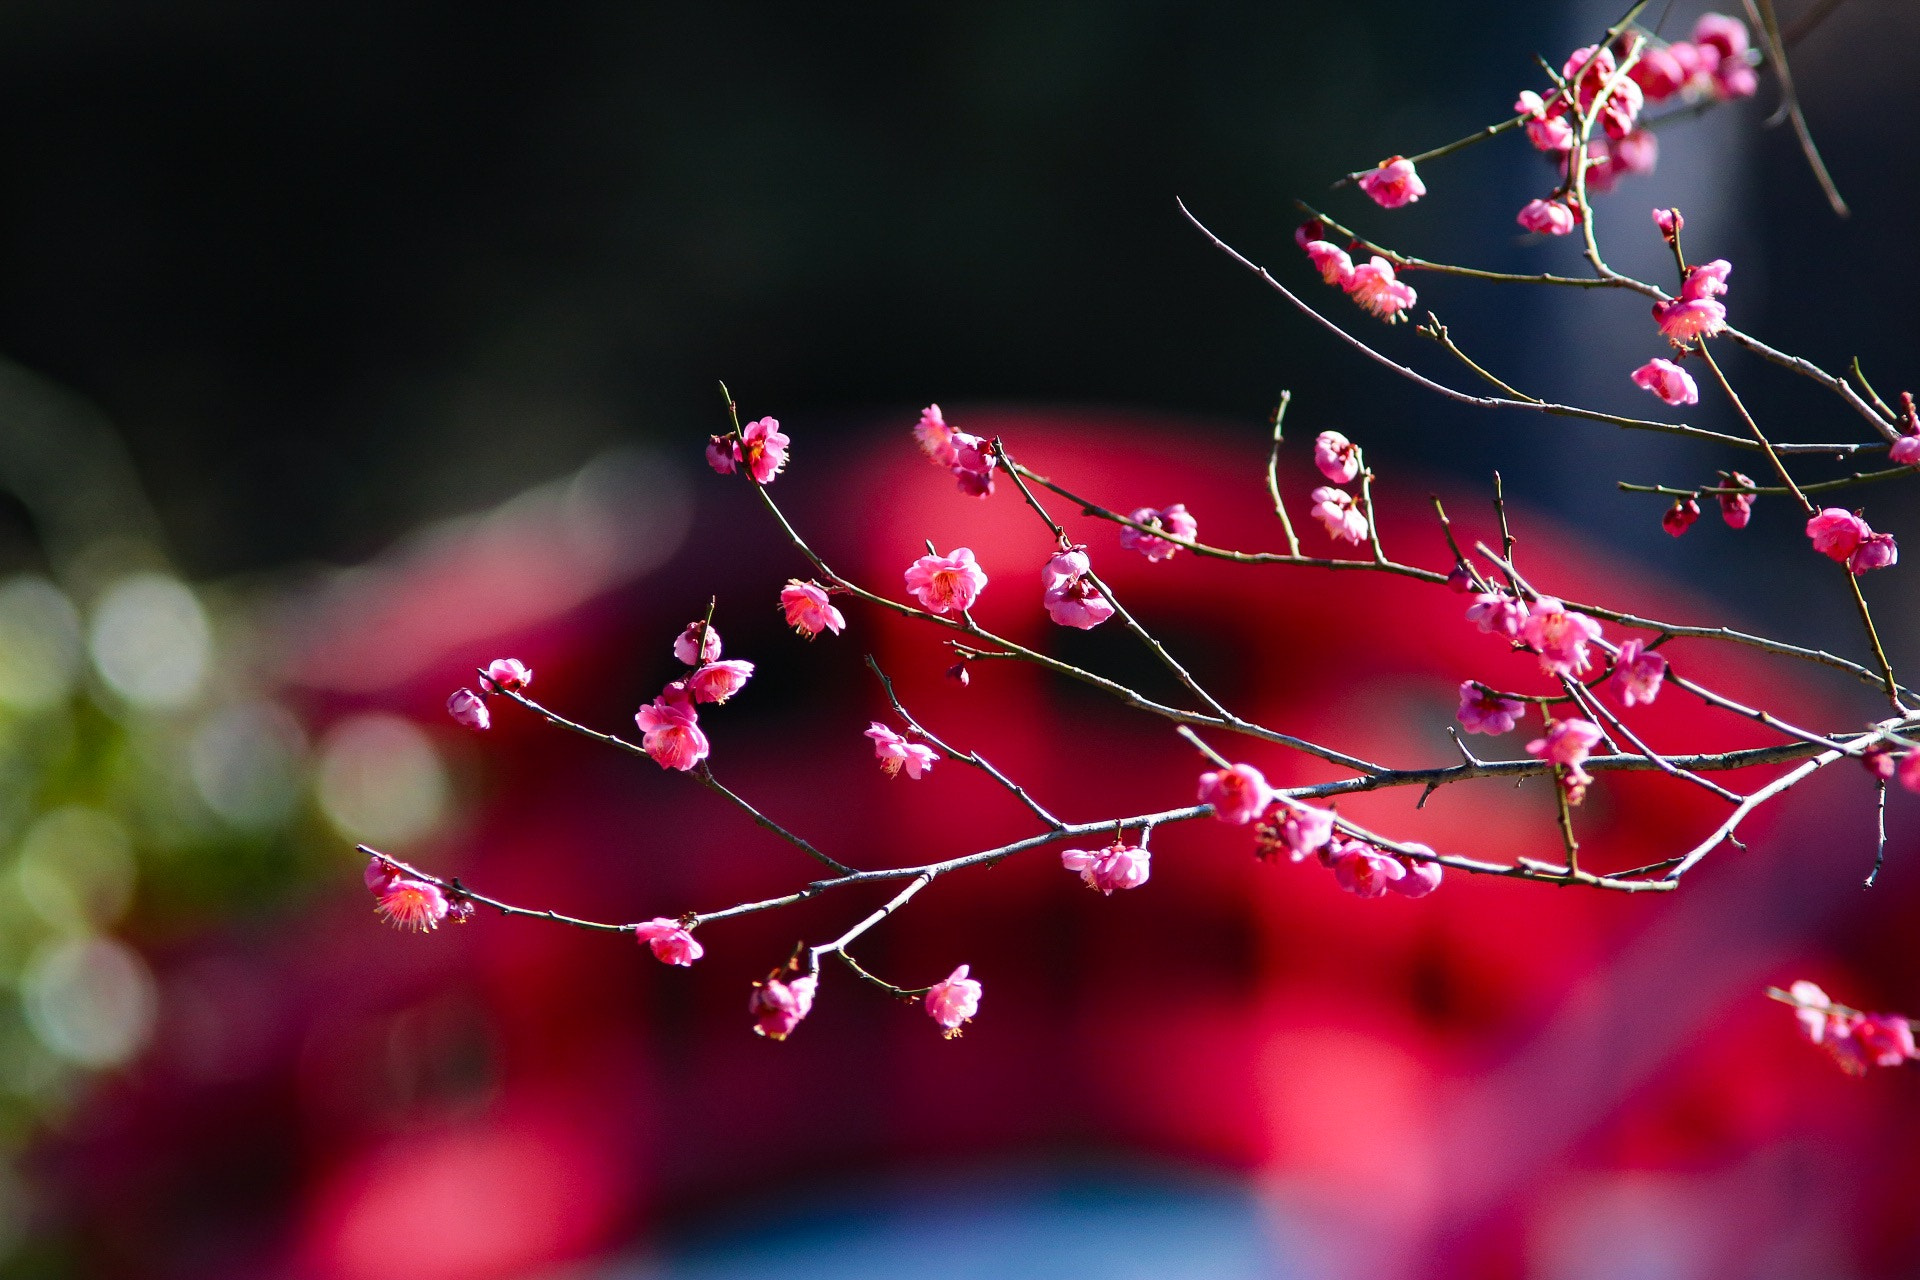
[623,1166,1285,1280]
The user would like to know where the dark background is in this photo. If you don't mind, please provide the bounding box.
[0,0,1911,612]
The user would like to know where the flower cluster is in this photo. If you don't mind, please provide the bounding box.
[1249,798,1440,899]
[914,404,998,497]
[1041,546,1115,629]
[1783,982,1918,1077]
[707,416,791,485]
[1806,508,1899,576]
[1120,503,1197,561]
[1295,221,1418,324]
[634,622,756,771]
[1653,257,1731,346]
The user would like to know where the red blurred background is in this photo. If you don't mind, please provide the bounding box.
[41,410,1920,1280]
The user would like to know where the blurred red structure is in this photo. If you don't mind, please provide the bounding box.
[53,411,1920,1279]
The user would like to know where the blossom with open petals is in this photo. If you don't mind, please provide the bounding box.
[1612,639,1667,707]
[781,580,846,638]
[1358,156,1426,208]
[1253,799,1335,863]
[1466,590,1528,639]
[673,622,723,666]
[688,659,754,704]
[1631,358,1698,406]
[749,972,817,1041]
[1041,547,1115,629]
[1120,504,1197,561]
[1458,682,1524,735]
[1685,259,1732,299]
[633,918,703,967]
[1517,198,1576,236]
[1199,762,1272,825]
[1308,487,1368,545]
[865,723,937,779]
[1346,257,1417,322]
[914,404,958,464]
[447,688,490,731]
[636,695,709,771]
[1520,599,1602,677]
[1652,296,1726,345]
[736,416,790,484]
[1061,840,1151,895]
[1806,509,1870,563]
[377,877,450,932]
[1303,240,1354,288]
[925,965,982,1037]
[905,548,988,614]
[1527,717,1603,771]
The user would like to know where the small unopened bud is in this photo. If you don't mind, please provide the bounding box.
[1661,498,1700,537]
[1444,566,1474,594]
[447,688,490,730]
[946,662,970,686]
[1653,207,1683,243]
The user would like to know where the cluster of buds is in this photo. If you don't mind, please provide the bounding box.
[445,657,535,731]
[633,621,756,771]
[1807,508,1899,577]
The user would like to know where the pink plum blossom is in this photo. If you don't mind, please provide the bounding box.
[1520,599,1603,677]
[633,918,704,966]
[1458,682,1525,735]
[1331,841,1406,899]
[447,688,490,731]
[1662,497,1700,537]
[1630,45,1689,101]
[946,431,999,497]
[1806,508,1869,562]
[1304,240,1355,288]
[1061,840,1151,895]
[1358,156,1426,208]
[749,972,817,1041]
[1790,980,1835,1044]
[1526,113,1575,153]
[925,965,982,1037]
[1685,259,1732,299]
[1693,14,1757,98]
[1199,762,1272,825]
[1308,487,1368,545]
[1389,843,1444,898]
[1517,198,1577,236]
[1861,744,1898,782]
[481,657,532,693]
[1612,639,1667,706]
[1119,504,1198,561]
[1612,128,1657,176]
[735,416,790,485]
[781,580,846,638]
[865,723,938,779]
[1445,567,1475,594]
[905,548,988,614]
[636,695,709,771]
[1527,717,1604,771]
[1854,1014,1917,1068]
[376,877,450,932]
[1313,431,1360,484]
[674,622,723,665]
[687,659,754,704]
[914,404,957,464]
[1041,547,1116,629]
[1466,590,1528,639]
[706,435,738,475]
[1652,207,1683,241]
[1891,434,1920,467]
[1346,257,1417,322]
[1631,358,1698,406]
[1254,799,1336,862]
[1849,531,1898,576]
[1718,472,1756,528]
[1900,751,1920,796]
[1652,296,1727,345]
